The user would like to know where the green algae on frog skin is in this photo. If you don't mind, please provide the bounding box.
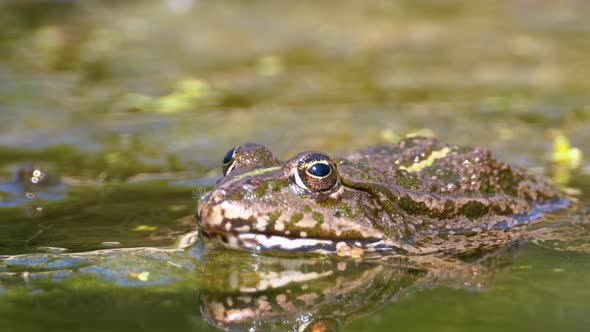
[338,203,355,218]
[312,212,325,224]
[392,170,422,189]
[289,213,303,224]
[196,137,566,256]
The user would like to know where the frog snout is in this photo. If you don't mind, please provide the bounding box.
[196,189,239,232]
[195,191,219,231]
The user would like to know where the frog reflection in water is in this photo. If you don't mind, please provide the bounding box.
[196,137,566,256]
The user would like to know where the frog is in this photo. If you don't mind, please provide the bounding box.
[196,137,566,256]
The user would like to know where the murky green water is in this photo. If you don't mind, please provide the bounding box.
[1,1,590,331]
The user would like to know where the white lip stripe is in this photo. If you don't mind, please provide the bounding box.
[208,230,406,253]
[237,233,333,250]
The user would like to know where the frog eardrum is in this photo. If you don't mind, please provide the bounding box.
[293,152,340,194]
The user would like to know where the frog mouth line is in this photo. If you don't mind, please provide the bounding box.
[200,229,398,254]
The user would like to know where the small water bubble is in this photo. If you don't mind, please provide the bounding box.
[101,241,121,246]
[36,246,67,254]
[32,170,42,177]
[31,177,39,184]
[137,271,150,282]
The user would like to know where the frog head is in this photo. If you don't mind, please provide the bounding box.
[196,143,395,254]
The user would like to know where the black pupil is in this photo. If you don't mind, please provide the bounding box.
[223,147,236,165]
[308,163,331,177]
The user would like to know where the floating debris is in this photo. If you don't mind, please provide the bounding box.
[137,271,150,282]
[256,55,284,77]
[123,78,211,113]
[134,225,158,232]
[551,133,582,169]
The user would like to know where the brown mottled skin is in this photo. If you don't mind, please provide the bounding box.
[196,137,565,255]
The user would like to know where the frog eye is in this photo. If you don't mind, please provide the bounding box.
[294,153,340,194]
[222,146,237,176]
[221,143,281,177]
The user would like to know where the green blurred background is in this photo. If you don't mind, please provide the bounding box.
[0,1,589,331]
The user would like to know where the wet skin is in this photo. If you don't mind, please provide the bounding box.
[196,137,565,256]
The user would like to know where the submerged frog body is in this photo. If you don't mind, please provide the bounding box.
[196,137,565,255]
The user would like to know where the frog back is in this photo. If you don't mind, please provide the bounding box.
[343,137,561,202]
